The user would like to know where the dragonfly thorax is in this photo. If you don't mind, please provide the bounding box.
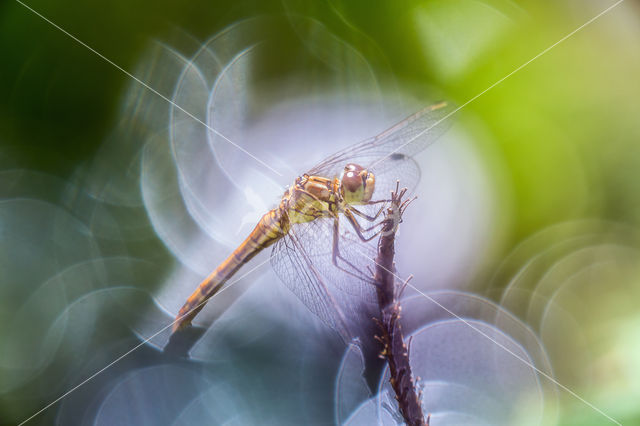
[339,163,375,205]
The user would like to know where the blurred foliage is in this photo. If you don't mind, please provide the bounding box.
[2,0,638,236]
[2,0,640,425]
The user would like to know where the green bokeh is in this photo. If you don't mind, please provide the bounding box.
[2,0,639,424]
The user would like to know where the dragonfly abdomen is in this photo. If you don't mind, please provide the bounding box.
[172,208,287,332]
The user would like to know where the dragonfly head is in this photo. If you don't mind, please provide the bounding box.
[340,163,375,204]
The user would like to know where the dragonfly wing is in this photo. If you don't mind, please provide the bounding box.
[306,101,453,191]
[270,216,379,341]
[366,155,420,203]
[271,227,352,340]
[298,217,378,299]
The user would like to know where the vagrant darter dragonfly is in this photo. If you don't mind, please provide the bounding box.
[172,101,454,339]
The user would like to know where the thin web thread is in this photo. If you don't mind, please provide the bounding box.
[17,257,272,425]
[12,0,626,424]
[14,0,283,177]
[369,0,624,170]
[358,247,622,425]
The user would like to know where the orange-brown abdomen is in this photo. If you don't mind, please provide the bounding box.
[172,207,287,332]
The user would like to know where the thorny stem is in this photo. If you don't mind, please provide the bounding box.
[373,182,428,426]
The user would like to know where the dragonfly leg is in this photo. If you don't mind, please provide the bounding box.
[349,203,386,222]
[365,199,390,205]
[343,209,385,242]
[332,217,377,284]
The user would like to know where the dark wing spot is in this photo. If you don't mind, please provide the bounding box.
[389,153,406,160]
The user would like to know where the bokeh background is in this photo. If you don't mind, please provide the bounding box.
[1,0,640,425]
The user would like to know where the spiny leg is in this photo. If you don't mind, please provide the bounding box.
[350,203,386,222]
[343,209,386,242]
[335,209,392,285]
[331,216,377,284]
[365,198,390,205]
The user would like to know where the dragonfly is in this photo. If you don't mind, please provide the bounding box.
[172,101,454,340]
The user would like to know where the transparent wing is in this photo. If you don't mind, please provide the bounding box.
[306,101,454,197]
[293,216,379,302]
[270,225,351,340]
[270,215,379,341]
[366,156,420,205]
[269,102,454,340]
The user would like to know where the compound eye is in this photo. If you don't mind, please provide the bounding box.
[344,163,363,173]
[362,171,375,201]
[342,169,363,193]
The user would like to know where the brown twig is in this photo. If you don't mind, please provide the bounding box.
[373,182,427,426]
